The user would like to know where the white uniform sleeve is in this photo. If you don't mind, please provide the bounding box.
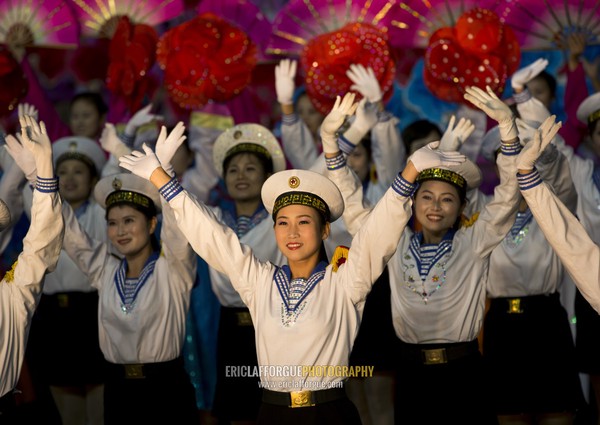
[327,163,373,237]
[281,113,319,169]
[159,198,197,291]
[335,173,414,304]
[0,165,26,254]
[464,151,520,258]
[164,181,274,306]
[536,145,577,212]
[61,201,114,290]
[371,111,404,186]
[520,171,600,312]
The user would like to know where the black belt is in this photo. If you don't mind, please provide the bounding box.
[399,340,479,365]
[492,292,560,314]
[262,387,346,408]
[105,357,183,380]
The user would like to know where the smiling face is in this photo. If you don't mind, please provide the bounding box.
[56,158,97,209]
[107,204,157,260]
[274,204,330,269]
[414,180,464,244]
[224,152,270,204]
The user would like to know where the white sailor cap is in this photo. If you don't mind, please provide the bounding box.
[212,123,285,177]
[94,173,161,213]
[0,199,10,232]
[261,169,344,222]
[53,136,107,175]
[416,156,482,191]
[576,92,600,124]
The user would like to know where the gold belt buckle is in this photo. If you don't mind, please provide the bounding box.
[289,390,315,408]
[507,298,524,314]
[422,348,447,365]
[236,311,253,326]
[57,294,69,308]
[124,364,145,379]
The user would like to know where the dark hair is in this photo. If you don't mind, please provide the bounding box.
[223,151,273,176]
[401,120,442,154]
[70,92,108,116]
[530,70,557,98]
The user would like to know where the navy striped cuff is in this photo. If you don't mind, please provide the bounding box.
[501,141,521,156]
[513,89,532,104]
[36,176,59,193]
[392,174,417,197]
[338,136,355,155]
[282,113,299,125]
[159,178,183,201]
[517,168,541,190]
[325,152,346,170]
[119,132,136,147]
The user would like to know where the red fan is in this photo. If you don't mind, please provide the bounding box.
[157,13,258,109]
[0,0,79,49]
[70,0,184,38]
[494,0,600,50]
[106,17,158,112]
[390,0,499,49]
[197,0,271,60]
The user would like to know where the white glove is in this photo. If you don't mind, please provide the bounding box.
[516,115,561,171]
[19,115,53,179]
[408,141,466,173]
[464,86,517,142]
[100,123,131,158]
[343,98,378,146]
[346,64,383,103]
[154,122,187,177]
[439,115,475,151]
[124,104,164,137]
[119,144,162,181]
[511,58,549,92]
[4,135,36,184]
[275,59,297,105]
[18,102,39,122]
[320,93,358,154]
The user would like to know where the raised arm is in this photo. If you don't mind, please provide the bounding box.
[516,117,600,311]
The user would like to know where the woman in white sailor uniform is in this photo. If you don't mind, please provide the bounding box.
[0,115,63,423]
[328,86,530,425]
[18,135,109,425]
[209,123,287,424]
[119,92,466,424]
[59,124,198,424]
[479,120,583,423]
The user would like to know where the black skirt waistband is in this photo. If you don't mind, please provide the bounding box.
[490,292,560,314]
[105,357,184,380]
[262,387,346,408]
[398,340,480,365]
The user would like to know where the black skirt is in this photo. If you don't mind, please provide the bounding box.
[257,394,361,425]
[27,291,107,386]
[349,267,398,373]
[575,289,600,374]
[212,306,262,421]
[395,340,498,425]
[103,357,198,424]
[483,293,584,414]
